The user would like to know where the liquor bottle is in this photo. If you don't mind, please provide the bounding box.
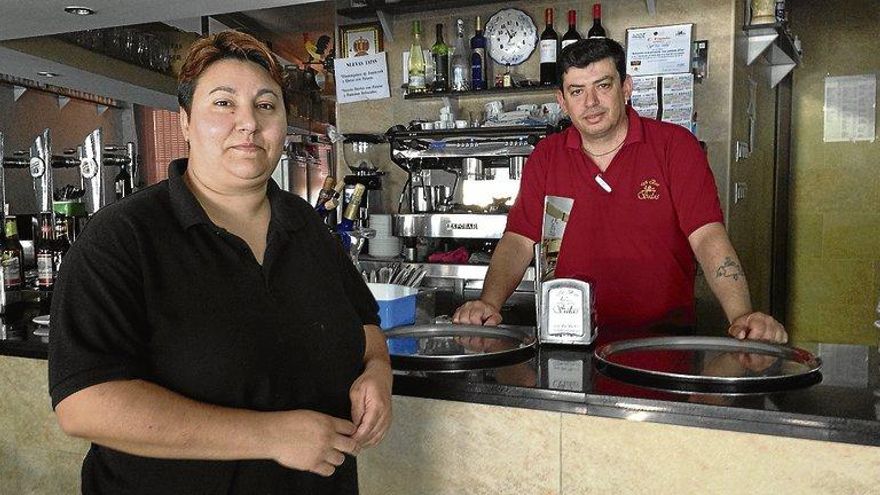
[587,3,606,39]
[450,19,470,92]
[53,215,72,273]
[539,8,559,86]
[431,24,450,93]
[35,212,55,289]
[408,21,427,94]
[470,16,487,90]
[335,183,366,251]
[313,176,337,210]
[2,216,23,290]
[561,10,581,50]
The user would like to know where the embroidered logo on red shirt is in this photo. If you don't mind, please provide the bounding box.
[637,179,661,200]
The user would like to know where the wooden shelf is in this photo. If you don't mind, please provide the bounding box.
[404,84,557,100]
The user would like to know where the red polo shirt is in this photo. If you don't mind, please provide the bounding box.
[506,107,723,329]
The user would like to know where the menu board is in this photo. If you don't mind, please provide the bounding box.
[334,52,391,104]
[823,74,876,142]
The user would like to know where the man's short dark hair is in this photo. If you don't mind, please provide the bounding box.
[558,38,627,89]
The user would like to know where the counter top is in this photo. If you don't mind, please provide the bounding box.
[391,337,880,448]
[4,312,878,448]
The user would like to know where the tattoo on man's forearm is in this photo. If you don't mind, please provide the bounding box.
[715,257,744,281]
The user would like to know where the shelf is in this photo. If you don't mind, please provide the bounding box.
[743,23,801,88]
[404,84,557,100]
[339,0,658,19]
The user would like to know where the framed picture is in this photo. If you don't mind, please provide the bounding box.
[339,22,383,58]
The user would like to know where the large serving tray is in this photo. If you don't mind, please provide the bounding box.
[594,336,823,394]
[385,323,536,371]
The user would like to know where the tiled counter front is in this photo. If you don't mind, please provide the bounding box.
[0,356,87,494]
[360,396,880,495]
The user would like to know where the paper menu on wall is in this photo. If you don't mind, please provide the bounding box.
[630,73,694,131]
[823,74,876,142]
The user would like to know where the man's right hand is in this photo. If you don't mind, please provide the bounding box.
[266,410,360,477]
[452,300,503,326]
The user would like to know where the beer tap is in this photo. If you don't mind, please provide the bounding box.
[77,129,138,214]
[29,129,54,214]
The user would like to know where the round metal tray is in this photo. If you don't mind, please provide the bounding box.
[384,323,536,371]
[594,336,822,394]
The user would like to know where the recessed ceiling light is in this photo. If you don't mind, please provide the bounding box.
[37,71,61,78]
[64,6,95,16]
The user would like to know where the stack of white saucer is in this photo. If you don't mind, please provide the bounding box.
[367,214,401,258]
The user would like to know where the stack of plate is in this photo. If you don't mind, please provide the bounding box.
[368,214,401,258]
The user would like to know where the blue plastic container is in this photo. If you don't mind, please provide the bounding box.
[368,283,418,329]
[368,283,419,354]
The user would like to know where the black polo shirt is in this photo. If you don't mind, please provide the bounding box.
[49,159,379,494]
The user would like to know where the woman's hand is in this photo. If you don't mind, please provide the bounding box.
[349,360,393,449]
[265,410,360,477]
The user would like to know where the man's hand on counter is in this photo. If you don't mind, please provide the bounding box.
[453,300,503,326]
[728,311,788,344]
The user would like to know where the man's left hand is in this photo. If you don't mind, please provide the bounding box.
[728,312,788,344]
[349,360,392,449]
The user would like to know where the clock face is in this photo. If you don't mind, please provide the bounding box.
[485,8,538,66]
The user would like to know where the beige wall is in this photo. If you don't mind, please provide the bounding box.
[787,0,880,344]
[336,0,735,217]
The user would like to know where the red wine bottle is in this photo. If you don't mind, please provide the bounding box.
[561,10,581,50]
[539,8,559,85]
[588,3,606,39]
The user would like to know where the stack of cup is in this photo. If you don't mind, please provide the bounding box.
[367,214,402,258]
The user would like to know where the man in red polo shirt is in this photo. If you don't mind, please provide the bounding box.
[454,38,786,343]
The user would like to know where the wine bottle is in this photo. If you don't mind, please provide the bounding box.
[431,23,450,93]
[450,19,470,92]
[539,8,559,86]
[588,3,606,39]
[408,21,427,94]
[470,16,487,90]
[2,216,23,290]
[35,212,55,289]
[336,183,366,251]
[313,176,337,210]
[316,181,346,219]
[561,10,581,50]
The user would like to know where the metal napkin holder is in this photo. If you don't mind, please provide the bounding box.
[534,243,597,346]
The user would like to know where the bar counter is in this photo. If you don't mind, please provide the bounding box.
[3,312,879,493]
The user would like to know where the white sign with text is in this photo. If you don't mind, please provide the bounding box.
[334,52,391,104]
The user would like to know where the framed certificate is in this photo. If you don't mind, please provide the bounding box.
[625,24,694,76]
[339,22,383,58]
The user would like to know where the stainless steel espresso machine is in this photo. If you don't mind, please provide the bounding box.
[373,125,553,324]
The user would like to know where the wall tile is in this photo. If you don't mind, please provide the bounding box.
[359,396,561,495]
[822,213,880,260]
[561,414,880,494]
[788,302,877,345]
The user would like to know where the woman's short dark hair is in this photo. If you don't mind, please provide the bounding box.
[558,38,627,89]
[177,30,288,115]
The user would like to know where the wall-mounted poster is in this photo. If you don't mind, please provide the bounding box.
[626,24,693,76]
[339,22,384,58]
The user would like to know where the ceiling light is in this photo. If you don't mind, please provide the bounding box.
[37,71,60,78]
[64,6,95,16]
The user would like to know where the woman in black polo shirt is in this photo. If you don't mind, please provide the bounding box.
[48,31,392,494]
